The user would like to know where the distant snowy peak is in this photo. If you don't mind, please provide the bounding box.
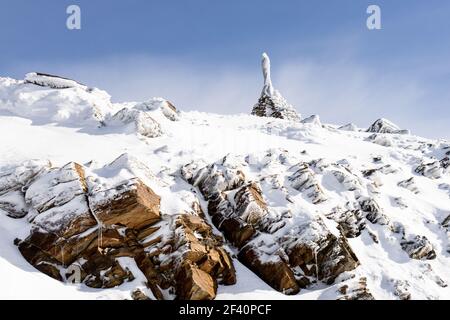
[367,118,410,135]
[251,53,300,122]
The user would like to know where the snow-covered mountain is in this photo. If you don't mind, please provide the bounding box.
[1,56,449,300]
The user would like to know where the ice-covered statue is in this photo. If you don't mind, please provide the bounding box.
[251,53,300,121]
[261,52,274,97]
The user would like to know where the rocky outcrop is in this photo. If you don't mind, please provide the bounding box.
[26,162,96,238]
[9,156,235,300]
[326,208,365,238]
[337,277,375,300]
[415,158,448,179]
[332,170,361,191]
[238,246,299,294]
[89,178,161,229]
[136,213,236,300]
[401,235,436,260]
[338,123,358,132]
[289,163,327,204]
[301,115,321,126]
[367,118,409,134]
[280,219,359,284]
[109,108,163,138]
[358,197,390,225]
[182,156,359,295]
[24,72,86,90]
[135,98,179,121]
[0,160,51,218]
[398,177,420,194]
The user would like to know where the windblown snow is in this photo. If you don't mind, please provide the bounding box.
[0,71,449,300]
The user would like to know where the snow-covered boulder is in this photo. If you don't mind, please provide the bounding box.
[338,123,359,132]
[109,108,163,138]
[0,74,114,126]
[289,163,327,204]
[301,115,321,126]
[0,160,51,218]
[24,72,86,90]
[337,277,374,300]
[89,178,161,230]
[367,118,410,134]
[415,160,446,179]
[401,235,436,260]
[135,98,179,121]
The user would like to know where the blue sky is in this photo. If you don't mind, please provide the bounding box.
[1,0,450,138]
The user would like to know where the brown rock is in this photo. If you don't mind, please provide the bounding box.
[19,228,98,266]
[90,179,161,230]
[131,289,151,300]
[337,277,375,300]
[286,232,359,284]
[215,216,255,248]
[238,246,299,295]
[25,162,97,238]
[234,182,268,225]
[82,253,134,288]
[17,240,63,281]
[176,263,217,300]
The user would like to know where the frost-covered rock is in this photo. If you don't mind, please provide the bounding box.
[338,123,359,132]
[109,108,163,138]
[289,163,327,204]
[135,98,179,121]
[25,162,96,238]
[12,155,237,300]
[0,159,51,218]
[24,72,86,90]
[182,154,358,294]
[415,160,446,179]
[251,53,300,121]
[234,182,268,225]
[90,178,161,230]
[401,235,436,260]
[337,277,374,300]
[301,115,321,126]
[0,75,113,126]
[367,118,409,134]
[327,207,365,238]
[358,197,390,225]
[238,246,300,294]
[332,169,361,191]
[280,219,359,284]
[398,177,420,194]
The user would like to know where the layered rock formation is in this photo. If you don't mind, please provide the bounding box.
[2,155,235,300]
[181,152,360,294]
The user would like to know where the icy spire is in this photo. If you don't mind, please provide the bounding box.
[261,52,274,97]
